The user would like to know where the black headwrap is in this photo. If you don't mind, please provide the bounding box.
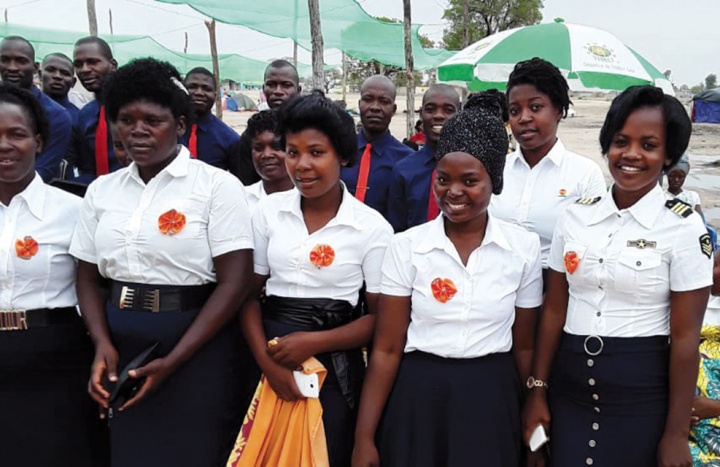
[436,93,509,194]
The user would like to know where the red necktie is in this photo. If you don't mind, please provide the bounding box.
[95,105,109,176]
[355,143,372,203]
[189,124,198,158]
[427,169,440,221]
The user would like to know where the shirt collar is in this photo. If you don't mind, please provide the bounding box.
[194,112,213,132]
[14,174,46,220]
[589,183,665,229]
[512,139,566,168]
[279,182,363,230]
[418,145,437,165]
[358,130,395,157]
[415,213,512,255]
[128,145,191,183]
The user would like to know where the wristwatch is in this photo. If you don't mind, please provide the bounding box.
[526,376,548,389]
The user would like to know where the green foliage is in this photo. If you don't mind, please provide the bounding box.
[442,0,543,50]
[706,73,718,90]
[691,84,704,94]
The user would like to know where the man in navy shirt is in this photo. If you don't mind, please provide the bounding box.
[67,36,117,183]
[39,53,80,123]
[340,75,414,219]
[180,67,240,170]
[0,36,72,183]
[230,59,301,185]
[387,84,461,232]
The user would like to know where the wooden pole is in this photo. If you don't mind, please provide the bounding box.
[307,0,324,91]
[403,0,415,139]
[109,8,113,35]
[87,0,98,36]
[293,42,298,69]
[341,52,347,101]
[462,0,469,48]
[205,19,222,119]
[184,32,188,54]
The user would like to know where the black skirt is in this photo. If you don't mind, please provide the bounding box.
[378,351,522,467]
[0,317,109,467]
[548,333,670,467]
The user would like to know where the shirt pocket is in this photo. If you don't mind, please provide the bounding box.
[615,250,663,294]
[155,197,208,239]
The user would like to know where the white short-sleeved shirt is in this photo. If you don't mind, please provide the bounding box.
[252,184,393,306]
[70,146,253,285]
[666,189,701,209]
[549,184,713,337]
[245,181,267,213]
[381,214,543,358]
[0,174,81,309]
[489,140,607,267]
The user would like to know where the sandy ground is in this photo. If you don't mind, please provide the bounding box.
[221,92,720,227]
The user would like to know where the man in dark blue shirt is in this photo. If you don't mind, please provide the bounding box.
[387,84,461,232]
[340,75,413,219]
[0,36,72,183]
[67,36,118,184]
[180,67,240,170]
[40,53,80,123]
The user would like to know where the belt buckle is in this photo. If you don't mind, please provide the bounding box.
[0,309,28,331]
[119,286,135,310]
[583,335,604,356]
[143,289,161,313]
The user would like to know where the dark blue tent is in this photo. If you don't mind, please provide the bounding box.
[693,89,720,124]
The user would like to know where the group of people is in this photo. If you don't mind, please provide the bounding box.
[0,30,717,467]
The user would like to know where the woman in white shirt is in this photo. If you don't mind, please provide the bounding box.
[70,58,254,467]
[0,85,106,466]
[353,95,543,467]
[242,90,393,466]
[490,58,606,277]
[666,159,703,216]
[524,86,712,467]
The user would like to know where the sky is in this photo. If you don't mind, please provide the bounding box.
[2,0,718,86]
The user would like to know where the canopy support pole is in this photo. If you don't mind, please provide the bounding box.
[205,19,222,119]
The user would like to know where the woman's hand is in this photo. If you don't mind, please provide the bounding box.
[692,395,720,424]
[88,341,119,408]
[262,359,304,401]
[266,332,318,370]
[118,357,176,411]
[352,438,380,467]
[522,390,551,448]
[657,432,692,467]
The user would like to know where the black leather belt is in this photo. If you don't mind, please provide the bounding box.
[110,281,215,312]
[0,307,79,331]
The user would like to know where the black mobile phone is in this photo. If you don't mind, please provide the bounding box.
[107,342,161,408]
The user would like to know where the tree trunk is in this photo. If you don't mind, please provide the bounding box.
[87,0,98,36]
[184,32,188,54]
[462,0,469,48]
[109,8,113,35]
[205,20,222,119]
[403,0,414,139]
[341,52,347,102]
[307,0,324,92]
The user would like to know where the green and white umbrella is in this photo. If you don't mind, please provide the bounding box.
[437,20,673,95]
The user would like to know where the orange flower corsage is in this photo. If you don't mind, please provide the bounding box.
[309,244,335,268]
[15,236,38,260]
[431,278,457,303]
[564,251,580,274]
[158,209,187,236]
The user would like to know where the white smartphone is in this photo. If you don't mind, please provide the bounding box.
[292,371,320,398]
[529,425,549,452]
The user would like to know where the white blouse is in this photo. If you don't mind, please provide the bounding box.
[381,214,543,359]
[549,184,713,337]
[70,146,253,285]
[252,184,393,306]
[0,174,81,309]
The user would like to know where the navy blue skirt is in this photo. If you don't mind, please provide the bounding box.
[548,333,670,467]
[106,302,245,467]
[378,351,522,467]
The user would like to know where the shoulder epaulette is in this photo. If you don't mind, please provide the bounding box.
[575,197,601,206]
[665,199,693,218]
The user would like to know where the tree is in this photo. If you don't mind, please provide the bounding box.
[706,73,718,90]
[86,0,98,36]
[308,0,325,91]
[442,0,543,50]
[403,0,415,138]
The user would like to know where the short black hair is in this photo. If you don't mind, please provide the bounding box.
[103,57,192,125]
[238,110,281,161]
[0,83,49,145]
[278,90,357,167]
[507,57,571,117]
[264,59,299,83]
[74,36,113,60]
[42,52,73,68]
[0,36,35,60]
[599,85,691,168]
[185,67,216,87]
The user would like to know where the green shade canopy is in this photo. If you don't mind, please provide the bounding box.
[154,0,453,70]
[438,21,673,95]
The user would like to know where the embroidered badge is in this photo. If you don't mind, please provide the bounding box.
[158,209,187,236]
[700,233,713,259]
[309,244,335,268]
[627,239,657,249]
[575,197,601,205]
[564,251,580,274]
[15,236,38,260]
[431,278,457,303]
[665,199,693,218]
[558,188,567,197]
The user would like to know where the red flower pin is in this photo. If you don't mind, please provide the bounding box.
[431,278,457,303]
[15,236,38,260]
[158,209,187,236]
[564,251,580,274]
[309,244,335,268]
